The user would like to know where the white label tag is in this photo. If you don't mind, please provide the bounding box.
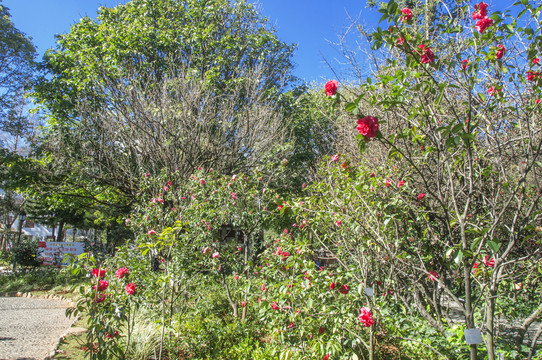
[364,287,374,296]
[464,328,482,344]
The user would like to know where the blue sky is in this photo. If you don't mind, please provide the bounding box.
[3,0,515,83]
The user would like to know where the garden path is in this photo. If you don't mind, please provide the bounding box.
[0,296,73,360]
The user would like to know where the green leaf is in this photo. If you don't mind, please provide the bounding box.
[487,240,501,252]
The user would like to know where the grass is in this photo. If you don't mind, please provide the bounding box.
[53,319,88,360]
[0,266,84,294]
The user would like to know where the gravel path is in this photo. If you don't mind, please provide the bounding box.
[0,297,73,360]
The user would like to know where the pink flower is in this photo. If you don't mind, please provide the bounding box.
[148,229,156,236]
[397,180,406,188]
[339,284,349,294]
[483,255,495,267]
[164,186,169,191]
[488,86,501,96]
[92,268,106,278]
[93,280,109,292]
[288,322,294,328]
[461,59,470,70]
[199,179,206,185]
[359,307,375,327]
[234,275,239,281]
[356,116,379,138]
[324,80,338,96]
[331,154,339,162]
[428,271,439,281]
[335,220,341,227]
[125,282,136,295]
[212,252,220,258]
[534,58,540,64]
[203,247,210,254]
[241,301,246,307]
[329,282,336,290]
[400,7,412,22]
[472,2,488,20]
[115,267,129,279]
[417,193,426,200]
[527,71,540,81]
[418,44,435,64]
[144,173,150,177]
[496,44,506,59]
[475,17,493,33]
[231,192,237,200]
[261,284,267,292]
[271,301,279,310]
[385,179,391,188]
[397,37,405,45]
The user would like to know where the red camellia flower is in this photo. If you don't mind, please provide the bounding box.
[385,179,391,188]
[261,284,267,292]
[488,86,501,96]
[95,293,107,303]
[527,71,540,81]
[335,220,341,227]
[331,154,339,162]
[125,282,136,295]
[319,326,325,335]
[271,301,280,310]
[359,307,376,327]
[288,322,294,328]
[496,44,506,59]
[231,192,237,200]
[241,301,246,307]
[461,59,470,70]
[212,252,220,258]
[92,268,106,278]
[329,282,336,290]
[115,267,129,279]
[397,180,406,188]
[483,255,495,267]
[323,354,330,360]
[199,178,206,185]
[339,284,349,294]
[418,44,435,64]
[475,17,494,33]
[324,80,338,96]
[106,330,119,339]
[356,116,379,138]
[417,193,426,200]
[400,7,412,22]
[397,37,405,45]
[148,229,156,236]
[534,58,540,64]
[472,2,488,20]
[428,271,439,281]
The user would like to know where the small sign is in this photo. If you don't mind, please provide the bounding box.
[464,328,482,344]
[36,241,85,266]
[364,287,374,296]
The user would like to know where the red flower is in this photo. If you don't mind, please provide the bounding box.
[359,307,375,327]
[335,220,341,227]
[212,252,220,258]
[428,271,439,281]
[319,326,325,335]
[241,301,246,307]
[397,180,406,188]
[329,282,336,290]
[95,293,107,303]
[483,255,495,267]
[331,154,339,162]
[488,86,501,96]
[527,71,540,81]
[271,301,280,310]
[261,284,267,292]
[534,58,540,64]
[199,179,206,185]
[125,282,136,295]
[231,192,237,200]
[148,229,156,236]
[323,354,330,360]
[288,322,294,328]
[537,99,541,105]
[461,59,470,70]
[325,80,338,96]
[417,193,426,200]
[472,2,488,20]
[496,44,506,60]
[397,37,405,45]
[475,17,493,33]
[92,268,106,278]
[115,267,129,279]
[385,179,391,188]
[339,284,349,294]
[418,44,435,64]
[356,116,379,138]
[341,161,348,169]
[106,330,119,339]
[400,7,412,22]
